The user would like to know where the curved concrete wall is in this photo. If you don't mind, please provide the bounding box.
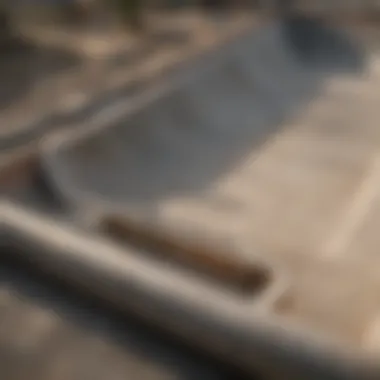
[41,20,365,209]
[5,18,380,379]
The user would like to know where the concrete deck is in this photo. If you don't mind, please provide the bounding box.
[41,20,380,353]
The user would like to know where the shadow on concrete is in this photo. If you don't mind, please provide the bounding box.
[282,15,366,71]
[0,257,253,380]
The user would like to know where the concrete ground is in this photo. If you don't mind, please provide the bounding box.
[0,11,260,380]
[3,15,380,380]
[40,20,380,354]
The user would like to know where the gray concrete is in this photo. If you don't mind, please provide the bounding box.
[3,19,380,379]
[39,19,380,358]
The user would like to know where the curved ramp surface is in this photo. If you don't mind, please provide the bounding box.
[43,21,366,206]
[39,19,380,369]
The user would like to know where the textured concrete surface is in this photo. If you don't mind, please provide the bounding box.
[4,18,380,380]
[0,260,239,380]
[0,14,263,380]
[41,20,380,353]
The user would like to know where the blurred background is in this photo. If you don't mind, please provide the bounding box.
[0,0,264,139]
[0,0,379,137]
[3,2,380,380]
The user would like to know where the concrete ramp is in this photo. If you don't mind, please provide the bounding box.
[41,20,367,206]
[29,19,380,377]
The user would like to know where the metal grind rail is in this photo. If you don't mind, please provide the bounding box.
[2,6,380,380]
[1,201,380,380]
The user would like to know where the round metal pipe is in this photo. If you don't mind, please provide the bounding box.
[1,201,379,380]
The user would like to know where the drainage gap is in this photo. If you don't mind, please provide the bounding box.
[101,216,272,297]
